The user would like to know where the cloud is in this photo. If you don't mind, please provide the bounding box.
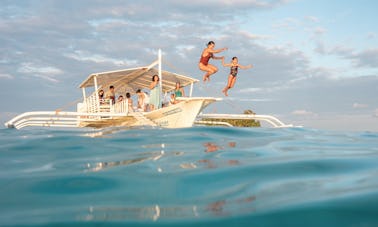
[237,30,272,40]
[314,43,378,69]
[17,63,62,83]
[291,109,317,117]
[350,48,378,68]
[367,32,377,40]
[0,0,377,132]
[314,42,353,56]
[353,103,368,109]
[374,109,378,118]
[313,26,327,35]
[272,17,300,30]
[305,16,320,23]
[0,73,13,79]
[64,50,138,66]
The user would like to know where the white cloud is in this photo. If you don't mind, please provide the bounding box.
[367,32,377,40]
[237,30,272,40]
[18,63,62,83]
[272,17,300,30]
[0,73,13,79]
[292,109,317,117]
[374,109,378,118]
[350,48,378,68]
[315,42,378,69]
[313,26,327,35]
[353,103,368,109]
[64,51,138,66]
[305,16,320,23]
[239,87,264,93]
[18,63,62,75]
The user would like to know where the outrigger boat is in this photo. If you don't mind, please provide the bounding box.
[5,50,291,129]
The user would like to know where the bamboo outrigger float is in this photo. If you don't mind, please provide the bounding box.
[5,49,292,129]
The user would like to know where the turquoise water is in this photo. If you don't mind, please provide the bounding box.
[1,126,378,226]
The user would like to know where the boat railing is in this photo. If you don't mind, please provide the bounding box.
[113,99,129,113]
[84,94,100,113]
[81,93,129,114]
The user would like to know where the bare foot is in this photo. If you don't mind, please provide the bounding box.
[203,75,208,82]
[222,89,228,96]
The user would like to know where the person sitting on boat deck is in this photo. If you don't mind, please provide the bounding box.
[169,93,178,105]
[117,95,124,102]
[105,85,116,104]
[174,81,185,99]
[98,89,105,104]
[126,92,133,112]
[149,74,161,111]
[136,89,149,112]
[199,40,227,82]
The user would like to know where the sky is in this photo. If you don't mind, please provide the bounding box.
[1,0,377,131]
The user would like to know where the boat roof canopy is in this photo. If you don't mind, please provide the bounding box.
[79,67,199,94]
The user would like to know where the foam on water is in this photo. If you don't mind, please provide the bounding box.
[0,127,378,226]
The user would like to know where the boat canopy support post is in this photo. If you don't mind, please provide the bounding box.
[158,49,162,109]
[82,88,86,100]
[189,83,193,97]
[94,75,99,108]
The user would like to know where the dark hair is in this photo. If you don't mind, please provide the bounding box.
[109,85,114,89]
[152,74,159,81]
[136,89,141,93]
[232,56,238,60]
[207,41,215,46]
[126,92,131,98]
[98,89,104,98]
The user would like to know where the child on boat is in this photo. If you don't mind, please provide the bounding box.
[221,57,253,96]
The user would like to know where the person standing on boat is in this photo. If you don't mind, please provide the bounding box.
[199,41,227,82]
[98,89,105,104]
[126,92,134,112]
[174,82,185,98]
[149,75,161,111]
[105,85,116,104]
[221,57,253,96]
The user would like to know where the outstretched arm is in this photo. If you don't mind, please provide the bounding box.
[221,57,232,67]
[213,55,224,60]
[208,47,228,54]
[238,64,253,69]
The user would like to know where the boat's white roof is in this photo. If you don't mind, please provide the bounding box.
[79,66,199,94]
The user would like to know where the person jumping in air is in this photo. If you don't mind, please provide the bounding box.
[199,41,228,82]
[221,56,253,96]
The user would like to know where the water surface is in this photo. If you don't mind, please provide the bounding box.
[1,126,378,226]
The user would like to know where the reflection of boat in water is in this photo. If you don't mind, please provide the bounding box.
[5,49,292,129]
[5,50,218,129]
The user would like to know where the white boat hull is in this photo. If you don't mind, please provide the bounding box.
[142,97,218,128]
[4,97,219,129]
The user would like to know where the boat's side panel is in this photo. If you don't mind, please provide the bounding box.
[144,98,216,128]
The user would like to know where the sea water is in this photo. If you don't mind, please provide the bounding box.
[0,126,378,226]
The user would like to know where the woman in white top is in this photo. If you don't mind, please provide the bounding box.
[136,89,149,112]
